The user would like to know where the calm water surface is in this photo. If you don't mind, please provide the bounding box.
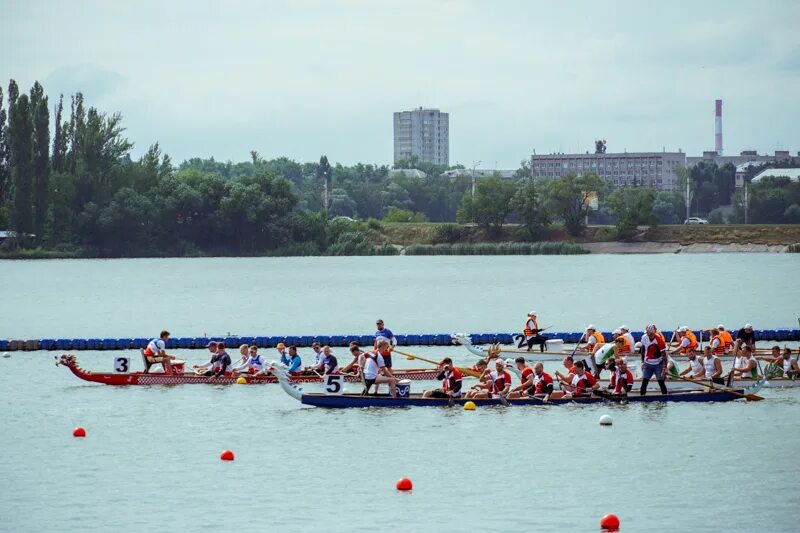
[1,255,799,532]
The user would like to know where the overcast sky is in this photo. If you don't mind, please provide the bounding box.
[3,0,799,168]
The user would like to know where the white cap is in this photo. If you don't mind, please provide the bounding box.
[586,324,596,331]
[612,328,622,335]
[528,310,537,316]
[745,323,753,329]
[634,342,643,349]
[678,326,688,332]
[620,325,629,331]
[495,358,505,366]
[717,324,725,330]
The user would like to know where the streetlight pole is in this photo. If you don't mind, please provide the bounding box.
[471,160,482,198]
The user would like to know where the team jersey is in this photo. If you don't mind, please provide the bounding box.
[703,354,720,379]
[489,370,512,394]
[361,352,386,380]
[436,368,463,396]
[287,355,302,373]
[144,338,165,356]
[609,368,634,393]
[531,372,554,395]
[641,334,666,364]
[519,366,534,387]
[570,372,597,395]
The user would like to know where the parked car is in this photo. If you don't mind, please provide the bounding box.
[684,217,708,225]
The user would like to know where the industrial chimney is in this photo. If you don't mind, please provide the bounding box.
[715,99,723,155]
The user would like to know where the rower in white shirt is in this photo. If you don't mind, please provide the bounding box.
[233,345,266,374]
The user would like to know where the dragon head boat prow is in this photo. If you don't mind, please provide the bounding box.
[269,361,304,401]
[55,354,78,368]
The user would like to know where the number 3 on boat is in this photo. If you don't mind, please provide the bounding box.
[114,357,130,373]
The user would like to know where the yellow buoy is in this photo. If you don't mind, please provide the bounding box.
[236,377,247,384]
[463,401,476,411]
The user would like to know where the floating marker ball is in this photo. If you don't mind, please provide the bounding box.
[220,450,235,461]
[236,377,247,384]
[73,427,86,438]
[2,352,10,358]
[600,513,620,530]
[396,477,413,491]
[599,414,613,426]
[463,401,476,411]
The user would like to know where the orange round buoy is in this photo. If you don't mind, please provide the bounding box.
[73,427,86,438]
[220,450,235,461]
[600,513,620,530]
[396,477,413,491]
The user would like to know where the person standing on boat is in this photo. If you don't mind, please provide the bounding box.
[423,358,463,399]
[143,330,174,374]
[207,341,232,378]
[735,324,756,350]
[374,319,397,347]
[193,341,218,374]
[608,358,634,395]
[701,345,724,384]
[639,324,669,395]
[717,325,734,353]
[518,311,547,352]
[731,343,758,381]
[360,346,396,397]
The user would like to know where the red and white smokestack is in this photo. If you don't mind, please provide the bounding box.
[715,99,723,155]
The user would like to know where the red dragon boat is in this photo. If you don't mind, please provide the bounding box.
[54,354,440,386]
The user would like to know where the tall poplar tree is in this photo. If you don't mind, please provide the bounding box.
[0,87,8,204]
[30,82,50,237]
[8,93,33,234]
[52,94,64,173]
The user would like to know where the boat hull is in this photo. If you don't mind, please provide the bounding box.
[298,389,746,408]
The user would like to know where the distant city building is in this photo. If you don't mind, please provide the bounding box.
[388,168,428,179]
[686,149,799,168]
[530,151,686,191]
[442,168,516,179]
[393,107,449,166]
[751,167,800,184]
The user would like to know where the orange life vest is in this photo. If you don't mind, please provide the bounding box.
[523,318,538,336]
[711,334,725,355]
[590,332,605,344]
[679,330,698,353]
[720,330,733,350]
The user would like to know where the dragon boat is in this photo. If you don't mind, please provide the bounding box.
[271,363,764,408]
[54,354,439,386]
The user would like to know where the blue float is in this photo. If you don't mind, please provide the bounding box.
[0,339,8,351]
[57,339,72,350]
[39,339,56,350]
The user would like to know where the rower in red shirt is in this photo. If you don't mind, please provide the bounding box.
[508,357,534,399]
[423,357,463,399]
[558,360,599,398]
[608,358,634,395]
[465,359,511,399]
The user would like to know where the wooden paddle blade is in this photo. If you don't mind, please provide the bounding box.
[744,394,764,401]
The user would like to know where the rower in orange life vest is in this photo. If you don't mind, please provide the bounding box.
[423,358,463,399]
[143,330,175,374]
[717,325,734,353]
[581,325,605,374]
[708,328,726,356]
[639,323,669,395]
[607,357,634,395]
[518,311,547,352]
[465,358,511,399]
[670,326,698,355]
[558,360,599,399]
[618,325,635,355]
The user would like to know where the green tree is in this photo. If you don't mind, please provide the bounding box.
[456,176,517,229]
[52,94,65,173]
[30,82,50,238]
[382,207,428,223]
[328,188,357,217]
[606,187,657,239]
[317,155,331,211]
[8,93,33,234]
[541,172,606,236]
[510,179,549,240]
[0,86,8,210]
[652,191,683,224]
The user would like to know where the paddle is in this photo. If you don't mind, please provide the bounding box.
[395,349,481,378]
[671,374,763,401]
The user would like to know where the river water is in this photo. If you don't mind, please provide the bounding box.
[1,255,799,532]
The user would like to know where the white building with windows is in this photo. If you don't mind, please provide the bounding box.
[530,151,686,191]
[393,107,449,166]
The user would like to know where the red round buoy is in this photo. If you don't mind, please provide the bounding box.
[600,513,620,531]
[396,477,413,491]
[72,427,86,438]
[220,450,235,461]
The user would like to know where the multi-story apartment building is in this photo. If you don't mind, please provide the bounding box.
[530,151,686,191]
[393,107,449,166]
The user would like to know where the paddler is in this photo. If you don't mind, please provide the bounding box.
[670,326,698,355]
[518,311,547,352]
[618,325,635,355]
[580,325,605,354]
[554,355,575,383]
[193,341,218,374]
[708,328,726,355]
[507,357,535,399]
[678,350,705,379]
[309,345,339,375]
[143,330,174,374]
[340,344,363,374]
[285,345,302,374]
[276,342,289,366]
[374,338,394,370]
[700,345,724,384]
[608,358,634,395]
[735,324,756,350]
[374,319,397,347]
[207,341,232,379]
[233,345,264,374]
[465,358,511,399]
[302,342,324,374]
[758,347,799,379]
[471,358,488,376]
[717,325,734,353]
[639,324,669,395]
[731,343,758,380]
[359,345,396,397]
[422,357,463,399]
[558,360,599,399]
